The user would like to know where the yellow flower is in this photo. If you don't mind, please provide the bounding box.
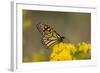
[75,42,91,59]
[64,43,76,54]
[78,42,91,54]
[50,42,76,61]
[52,42,64,53]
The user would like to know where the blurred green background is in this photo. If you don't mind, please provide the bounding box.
[22,10,91,62]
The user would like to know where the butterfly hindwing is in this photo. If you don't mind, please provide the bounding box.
[42,32,59,47]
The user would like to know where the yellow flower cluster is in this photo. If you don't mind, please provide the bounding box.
[76,42,91,59]
[50,42,76,61]
[78,42,91,54]
[50,42,91,61]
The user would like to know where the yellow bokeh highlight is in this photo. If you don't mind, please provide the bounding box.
[32,51,46,62]
[23,19,32,31]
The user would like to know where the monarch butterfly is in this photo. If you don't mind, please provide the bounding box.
[36,23,64,48]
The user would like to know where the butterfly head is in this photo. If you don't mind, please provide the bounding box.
[61,36,64,40]
[59,36,64,42]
